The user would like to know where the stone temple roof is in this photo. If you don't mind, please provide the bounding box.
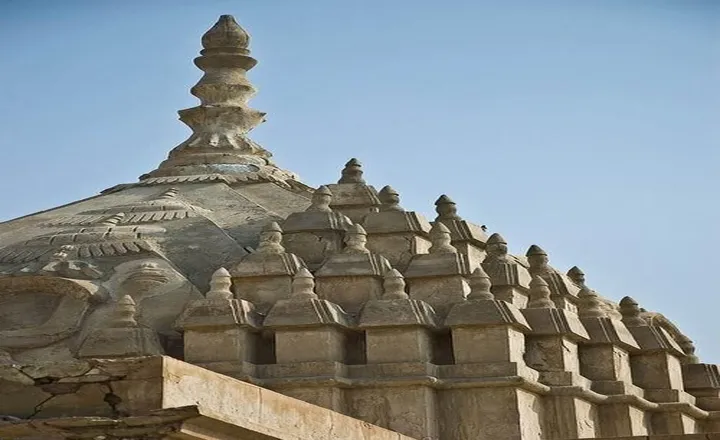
[0,15,715,440]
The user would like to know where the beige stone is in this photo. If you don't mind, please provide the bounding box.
[0,12,717,440]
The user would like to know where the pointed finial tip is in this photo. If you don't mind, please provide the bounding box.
[379,185,398,196]
[619,296,638,307]
[385,268,403,278]
[487,233,507,245]
[213,267,231,278]
[202,14,250,52]
[568,266,584,276]
[526,245,547,256]
[295,267,313,278]
[118,294,135,305]
[347,223,367,235]
[431,221,451,233]
[529,275,549,287]
[435,194,455,205]
[316,185,332,195]
[345,158,361,167]
[471,266,489,278]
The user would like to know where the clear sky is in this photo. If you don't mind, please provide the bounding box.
[0,1,718,361]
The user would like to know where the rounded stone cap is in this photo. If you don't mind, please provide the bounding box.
[202,15,250,53]
[526,245,547,256]
[487,233,507,245]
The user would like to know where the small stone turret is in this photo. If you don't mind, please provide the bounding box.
[433,194,487,264]
[78,295,163,358]
[526,244,581,312]
[324,158,381,223]
[175,267,261,376]
[314,224,392,313]
[404,222,473,316]
[281,186,352,269]
[481,232,531,307]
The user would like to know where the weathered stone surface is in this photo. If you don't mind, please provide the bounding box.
[0,12,715,440]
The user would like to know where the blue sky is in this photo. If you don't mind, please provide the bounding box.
[0,1,718,361]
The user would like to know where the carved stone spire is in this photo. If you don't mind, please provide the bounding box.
[527,275,555,309]
[338,158,365,184]
[526,245,550,273]
[577,287,605,318]
[306,186,333,212]
[567,266,586,287]
[434,195,461,221]
[378,186,403,212]
[291,268,318,300]
[428,222,456,254]
[109,295,139,328]
[344,224,370,254]
[145,15,294,181]
[467,267,494,300]
[383,268,409,300]
[619,296,646,327]
[256,222,285,254]
[206,267,233,300]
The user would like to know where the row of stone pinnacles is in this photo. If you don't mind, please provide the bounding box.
[95,158,719,440]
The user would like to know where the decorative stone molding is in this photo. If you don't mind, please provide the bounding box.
[0,276,104,350]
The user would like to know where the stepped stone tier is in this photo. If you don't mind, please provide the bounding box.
[0,14,716,440]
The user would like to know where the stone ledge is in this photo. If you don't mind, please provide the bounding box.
[0,356,414,440]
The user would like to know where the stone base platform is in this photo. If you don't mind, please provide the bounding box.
[0,356,413,440]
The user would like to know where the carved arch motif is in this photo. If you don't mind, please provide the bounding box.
[0,276,103,349]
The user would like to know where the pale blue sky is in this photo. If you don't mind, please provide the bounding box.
[0,1,718,361]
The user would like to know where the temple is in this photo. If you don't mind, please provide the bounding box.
[0,15,717,440]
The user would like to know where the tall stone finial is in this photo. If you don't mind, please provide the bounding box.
[526,245,550,271]
[206,267,233,300]
[619,296,646,326]
[567,266,586,287]
[291,268,318,300]
[109,295,139,328]
[428,222,456,254]
[527,275,555,309]
[306,186,333,212]
[434,195,461,221]
[344,224,369,254]
[145,16,293,180]
[467,267,494,300]
[383,268,409,300]
[256,222,285,254]
[338,158,365,184]
[485,233,508,259]
[378,186,403,212]
[577,287,605,318]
